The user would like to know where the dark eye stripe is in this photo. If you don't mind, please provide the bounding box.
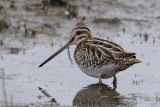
[76,31,81,35]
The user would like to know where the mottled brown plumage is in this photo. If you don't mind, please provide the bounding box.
[39,26,141,83]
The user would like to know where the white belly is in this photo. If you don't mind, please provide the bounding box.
[77,63,119,79]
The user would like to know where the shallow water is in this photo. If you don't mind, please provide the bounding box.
[1,0,160,107]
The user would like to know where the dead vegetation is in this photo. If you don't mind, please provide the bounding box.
[23,23,58,38]
[93,17,121,25]
[0,19,9,32]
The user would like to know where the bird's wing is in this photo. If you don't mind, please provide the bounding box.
[84,38,136,60]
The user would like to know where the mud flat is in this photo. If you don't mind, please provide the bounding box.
[0,0,160,107]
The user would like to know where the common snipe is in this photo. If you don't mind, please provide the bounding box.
[39,27,141,83]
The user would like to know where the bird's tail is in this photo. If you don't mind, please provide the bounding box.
[125,58,141,66]
[126,52,141,64]
[118,58,141,71]
[128,58,141,64]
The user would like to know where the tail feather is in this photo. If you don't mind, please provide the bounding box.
[127,53,136,58]
[128,58,141,65]
[118,57,141,71]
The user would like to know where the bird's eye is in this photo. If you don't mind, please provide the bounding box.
[76,31,81,35]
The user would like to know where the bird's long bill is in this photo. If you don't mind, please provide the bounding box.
[39,38,74,67]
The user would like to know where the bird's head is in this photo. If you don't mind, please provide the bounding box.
[39,26,92,67]
[69,27,92,45]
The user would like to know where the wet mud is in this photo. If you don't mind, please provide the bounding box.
[0,0,160,107]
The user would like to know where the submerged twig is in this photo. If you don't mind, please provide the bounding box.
[1,69,8,107]
[67,47,73,64]
[38,87,57,103]
[38,87,51,97]
[155,92,160,103]
[153,36,155,46]
[24,23,28,37]
[0,39,3,45]
[10,94,13,107]
[143,33,149,42]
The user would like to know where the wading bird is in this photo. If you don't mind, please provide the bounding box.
[39,27,141,83]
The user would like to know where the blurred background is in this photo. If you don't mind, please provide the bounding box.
[0,0,160,107]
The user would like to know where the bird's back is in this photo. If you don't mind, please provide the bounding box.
[74,38,140,77]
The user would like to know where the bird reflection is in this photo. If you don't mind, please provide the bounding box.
[73,83,132,107]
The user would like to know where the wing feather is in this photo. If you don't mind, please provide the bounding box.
[84,38,136,59]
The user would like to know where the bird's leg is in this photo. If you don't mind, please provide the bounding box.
[113,76,117,83]
[113,76,117,90]
[98,77,102,83]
